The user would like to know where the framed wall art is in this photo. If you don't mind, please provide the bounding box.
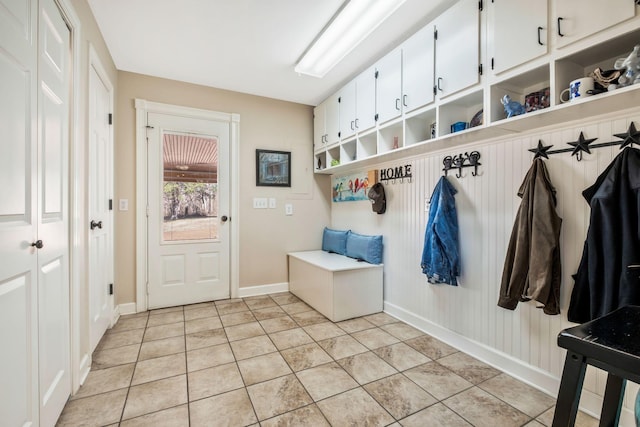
[256,149,291,187]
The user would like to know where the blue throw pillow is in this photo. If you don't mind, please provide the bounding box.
[346,232,383,264]
[322,227,349,255]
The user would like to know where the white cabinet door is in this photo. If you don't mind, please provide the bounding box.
[355,66,376,133]
[313,103,326,151]
[402,24,435,113]
[434,0,480,98]
[554,0,635,48]
[375,47,402,124]
[339,80,356,140]
[325,93,340,145]
[490,0,548,74]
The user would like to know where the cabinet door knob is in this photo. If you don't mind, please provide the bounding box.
[90,220,102,230]
[31,240,44,249]
[355,118,359,129]
[437,77,443,91]
[557,17,564,37]
[403,95,408,107]
[351,120,355,130]
[395,98,401,111]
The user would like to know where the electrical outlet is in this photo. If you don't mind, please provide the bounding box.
[269,198,276,209]
[253,197,268,209]
[119,199,128,211]
[285,203,293,215]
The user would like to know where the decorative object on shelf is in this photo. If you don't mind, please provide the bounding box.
[560,77,595,103]
[392,136,399,150]
[379,164,412,184]
[450,121,468,133]
[589,67,621,90]
[317,157,322,170]
[256,149,291,187]
[614,44,640,87]
[501,95,525,118]
[524,88,550,113]
[528,123,639,162]
[430,122,437,139]
[331,159,340,167]
[469,109,483,128]
[331,172,370,202]
[442,151,481,178]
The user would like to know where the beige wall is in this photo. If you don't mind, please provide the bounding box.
[115,72,331,305]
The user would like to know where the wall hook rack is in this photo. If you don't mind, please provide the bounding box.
[528,122,640,161]
[379,164,413,184]
[443,151,482,178]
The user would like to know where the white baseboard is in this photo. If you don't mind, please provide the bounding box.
[118,302,137,316]
[238,282,289,298]
[78,353,91,387]
[383,301,636,427]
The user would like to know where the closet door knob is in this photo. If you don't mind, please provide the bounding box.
[31,240,44,249]
[221,215,229,222]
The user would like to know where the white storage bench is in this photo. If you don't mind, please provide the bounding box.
[287,250,383,322]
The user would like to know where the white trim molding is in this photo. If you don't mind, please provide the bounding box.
[237,282,289,298]
[134,99,240,312]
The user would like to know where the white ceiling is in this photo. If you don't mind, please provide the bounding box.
[88,0,454,106]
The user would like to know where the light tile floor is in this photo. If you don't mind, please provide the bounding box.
[56,292,599,426]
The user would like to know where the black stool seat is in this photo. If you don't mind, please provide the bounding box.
[553,305,640,426]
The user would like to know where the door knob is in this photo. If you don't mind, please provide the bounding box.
[220,215,228,222]
[90,220,103,230]
[31,240,44,249]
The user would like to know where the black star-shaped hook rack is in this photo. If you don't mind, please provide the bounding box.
[528,140,553,159]
[613,122,640,149]
[528,121,638,161]
[567,131,598,160]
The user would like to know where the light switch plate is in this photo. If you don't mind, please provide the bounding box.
[119,199,129,211]
[285,203,293,215]
[269,198,276,209]
[253,197,268,209]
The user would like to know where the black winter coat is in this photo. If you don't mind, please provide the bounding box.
[568,148,640,323]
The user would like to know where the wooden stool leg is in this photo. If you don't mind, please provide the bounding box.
[553,351,587,427]
[599,374,625,427]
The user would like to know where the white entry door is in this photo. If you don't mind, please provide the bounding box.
[88,58,113,352]
[147,112,230,308]
[0,0,71,424]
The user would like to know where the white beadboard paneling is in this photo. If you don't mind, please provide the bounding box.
[331,109,640,424]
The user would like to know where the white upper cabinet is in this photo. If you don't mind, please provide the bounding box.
[401,24,435,113]
[314,93,340,150]
[489,0,548,74]
[313,102,326,152]
[554,0,635,48]
[434,0,480,98]
[355,66,376,134]
[339,80,357,140]
[375,47,402,125]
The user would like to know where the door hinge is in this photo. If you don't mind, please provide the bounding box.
[338,97,341,103]
[108,283,113,295]
[145,125,154,129]
[479,0,483,11]
[434,29,438,40]
[433,85,437,96]
[374,70,379,79]
[146,282,150,295]
[491,57,495,70]
[108,113,113,125]
[109,199,113,211]
[374,113,379,122]
[479,63,483,75]
[338,131,341,138]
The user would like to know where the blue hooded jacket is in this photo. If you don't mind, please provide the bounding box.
[421,176,460,286]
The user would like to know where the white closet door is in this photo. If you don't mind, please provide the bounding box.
[37,0,71,424]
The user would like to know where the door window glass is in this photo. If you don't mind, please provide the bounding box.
[162,132,218,241]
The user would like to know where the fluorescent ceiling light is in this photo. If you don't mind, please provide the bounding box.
[295,0,407,78]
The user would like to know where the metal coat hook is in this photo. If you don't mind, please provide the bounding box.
[442,151,482,178]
